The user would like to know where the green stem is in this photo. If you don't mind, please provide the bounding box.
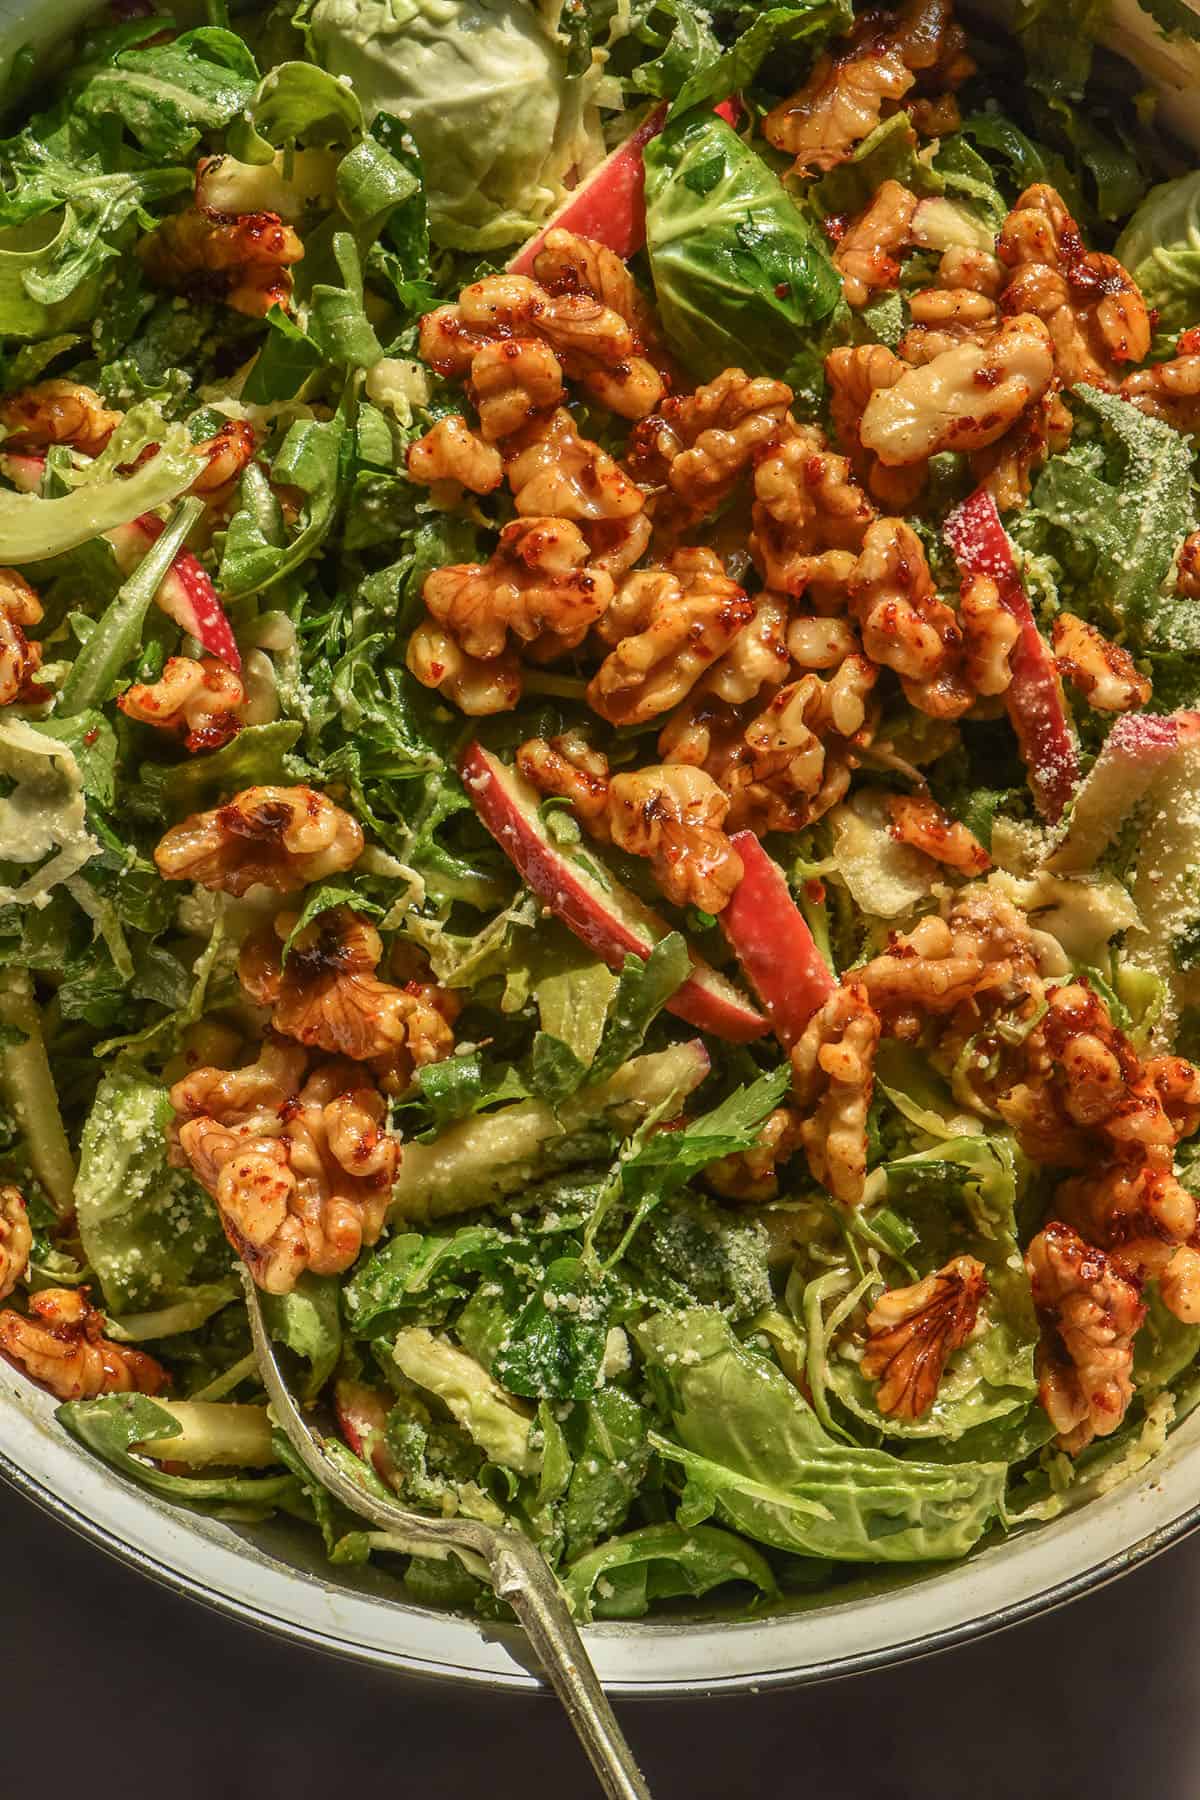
[0,969,76,1217]
[58,497,206,717]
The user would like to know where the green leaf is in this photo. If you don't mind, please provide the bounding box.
[58,1394,293,1507]
[336,136,420,235]
[644,112,841,379]
[0,433,196,565]
[671,0,850,117]
[307,232,382,370]
[219,401,350,600]
[75,1067,228,1313]
[70,27,259,161]
[492,1256,616,1399]
[1117,171,1200,338]
[261,1273,342,1402]
[589,932,690,1083]
[639,1310,1006,1563]
[25,710,116,806]
[130,719,302,820]
[563,1388,652,1558]
[228,59,364,162]
[1024,385,1196,653]
[564,1520,777,1622]
[240,304,323,405]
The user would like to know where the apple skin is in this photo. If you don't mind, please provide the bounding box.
[109,514,242,671]
[721,831,837,1050]
[333,1380,397,1486]
[1047,708,1200,874]
[2,451,241,670]
[507,98,740,275]
[945,487,1078,823]
[459,741,768,1043]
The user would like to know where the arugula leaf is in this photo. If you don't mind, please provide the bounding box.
[240,304,323,404]
[261,1273,342,1402]
[307,231,382,370]
[25,711,116,807]
[58,1394,294,1508]
[219,400,350,600]
[130,720,302,820]
[228,60,364,160]
[492,1256,618,1399]
[589,933,690,1083]
[68,27,259,161]
[562,1388,652,1558]
[671,0,850,117]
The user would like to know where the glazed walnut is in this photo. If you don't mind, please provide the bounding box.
[0,569,44,705]
[588,550,755,726]
[172,1043,399,1293]
[1052,613,1151,714]
[421,273,663,419]
[749,426,876,599]
[419,517,613,665]
[859,315,1055,468]
[238,905,457,1095]
[724,661,878,834]
[847,518,967,714]
[505,409,644,523]
[900,249,1004,364]
[118,656,246,753]
[531,229,665,367]
[1176,528,1200,597]
[0,380,121,455]
[790,983,881,1205]
[0,1288,167,1401]
[138,207,304,317]
[705,1107,806,1202]
[190,419,258,502]
[888,795,990,875]
[959,574,1019,695]
[1026,1221,1143,1453]
[517,736,745,913]
[469,339,566,442]
[407,415,504,496]
[0,1186,31,1302]
[698,591,792,706]
[764,0,968,174]
[1122,328,1200,434]
[825,343,925,509]
[628,370,793,534]
[405,621,523,716]
[970,384,1074,514]
[154,785,364,896]
[607,764,745,914]
[861,1255,988,1419]
[997,185,1150,388]
[834,180,919,308]
[856,887,1042,1040]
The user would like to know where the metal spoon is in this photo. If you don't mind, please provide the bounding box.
[238,1266,652,1800]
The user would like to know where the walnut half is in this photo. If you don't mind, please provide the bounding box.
[861,1254,988,1419]
[0,1288,168,1401]
[0,1185,31,1302]
[155,785,364,896]
[1026,1220,1143,1453]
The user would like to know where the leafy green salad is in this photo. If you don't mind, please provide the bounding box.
[5,0,1200,1626]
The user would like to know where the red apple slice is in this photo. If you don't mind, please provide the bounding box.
[0,451,46,493]
[460,741,768,1042]
[721,831,836,1049]
[1046,708,1200,874]
[334,1379,397,1485]
[944,486,1079,824]
[507,99,740,275]
[109,513,241,671]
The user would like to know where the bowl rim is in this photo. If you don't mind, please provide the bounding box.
[5,1373,1200,1695]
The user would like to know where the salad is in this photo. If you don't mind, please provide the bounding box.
[3,0,1200,1628]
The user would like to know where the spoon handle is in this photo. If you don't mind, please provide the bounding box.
[491,1535,652,1800]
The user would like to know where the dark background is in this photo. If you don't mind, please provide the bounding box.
[5,1475,1197,1798]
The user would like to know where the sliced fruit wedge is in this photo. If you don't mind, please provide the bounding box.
[1046,709,1200,874]
[507,99,740,274]
[721,830,836,1049]
[109,513,241,671]
[459,741,767,1042]
[945,486,1079,823]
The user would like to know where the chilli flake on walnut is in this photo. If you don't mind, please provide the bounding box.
[407,415,504,496]
[1025,1222,1142,1453]
[587,550,755,726]
[138,207,304,317]
[505,410,644,523]
[154,785,363,896]
[628,370,793,534]
[118,655,247,753]
[0,570,43,705]
[0,1288,167,1401]
[238,905,457,1094]
[418,517,613,665]
[859,315,1055,467]
[790,983,881,1206]
[1052,614,1151,714]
